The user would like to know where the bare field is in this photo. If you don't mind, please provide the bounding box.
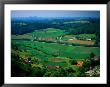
[68,40,95,45]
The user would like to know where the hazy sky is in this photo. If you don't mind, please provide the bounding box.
[11,10,100,18]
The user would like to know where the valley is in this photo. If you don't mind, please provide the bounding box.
[11,16,100,77]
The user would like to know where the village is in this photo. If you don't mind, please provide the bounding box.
[29,33,95,46]
[19,50,100,77]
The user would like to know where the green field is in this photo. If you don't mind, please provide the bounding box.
[27,28,66,39]
[11,28,100,77]
[12,39,99,66]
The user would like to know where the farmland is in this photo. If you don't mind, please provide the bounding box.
[11,15,100,77]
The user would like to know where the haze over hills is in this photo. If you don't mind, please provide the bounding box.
[11,10,100,18]
[11,17,100,35]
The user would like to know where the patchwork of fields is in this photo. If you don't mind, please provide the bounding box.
[12,40,99,59]
[11,17,100,77]
[11,29,100,74]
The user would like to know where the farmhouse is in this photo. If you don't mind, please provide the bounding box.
[72,37,77,40]
[85,70,93,76]
[69,39,73,40]
[76,61,84,67]
[23,58,31,64]
[93,56,100,61]
[47,38,54,41]
[86,38,91,41]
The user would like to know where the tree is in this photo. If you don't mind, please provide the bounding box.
[31,66,46,77]
[71,59,77,65]
[90,52,95,58]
